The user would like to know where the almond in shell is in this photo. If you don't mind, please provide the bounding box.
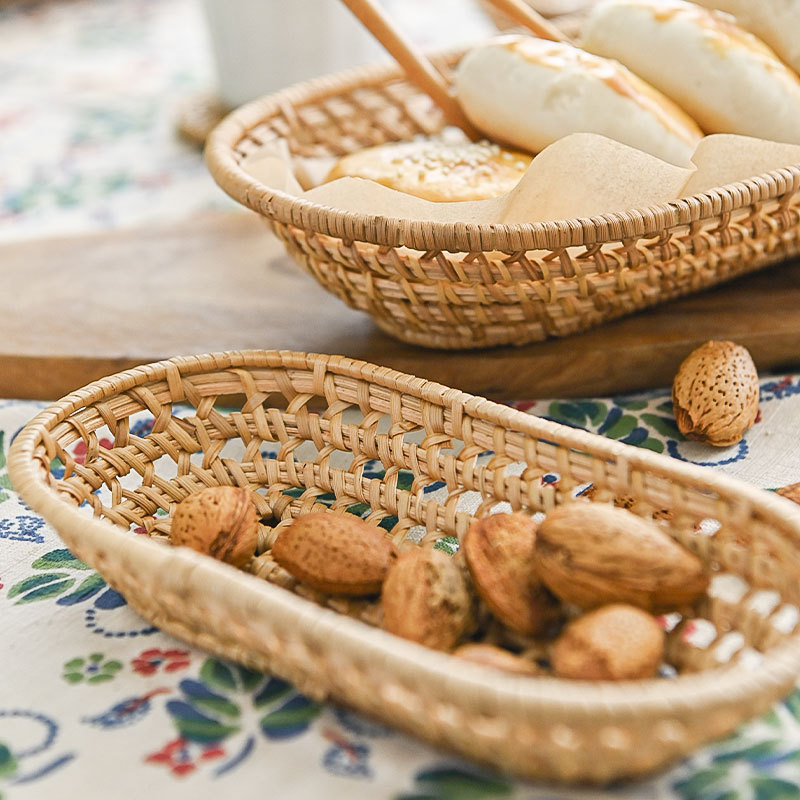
[672,340,759,446]
[169,486,258,568]
[777,483,800,506]
[271,512,396,596]
[382,549,474,650]
[463,512,560,636]
[536,503,708,612]
[552,603,665,681]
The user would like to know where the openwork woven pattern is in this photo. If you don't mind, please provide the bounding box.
[10,350,800,783]
[205,56,800,349]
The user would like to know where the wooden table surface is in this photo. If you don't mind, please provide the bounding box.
[4,211,799,401]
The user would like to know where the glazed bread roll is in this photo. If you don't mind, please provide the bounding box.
[324,139,532,202]
[694,0,800,75]
[582,0,800,143]
[454,36,702,165]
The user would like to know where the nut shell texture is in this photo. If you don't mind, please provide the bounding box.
[382,549,474,650]
[271,512,396,596]
[169,486,258,568]
[463,512,558,635]
[777,483,800,506]
[552,603,665,681]
[672,340,759,446]
[536,503,708,612]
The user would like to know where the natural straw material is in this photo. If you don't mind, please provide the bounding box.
[9,350,800,783]
[205,53,800,349]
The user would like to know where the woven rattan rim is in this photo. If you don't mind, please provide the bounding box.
[9,349,800,718]
[205,55,800,252]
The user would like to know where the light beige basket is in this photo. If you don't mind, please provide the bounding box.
[9,349,800,783]
[204,54,800,350]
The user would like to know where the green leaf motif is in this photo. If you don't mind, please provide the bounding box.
[237,666,265,693]
[200,659,237,692]
[713,740,781,765]
[253,677,293,709]
[614,398,649,411]
[409,767,512,800]
[0,744,16,779]
[751,776,800,800]
[641,413,683,439]
[783,690,800,721]
[57,573,106,605]
[8,573,75,604]
[260,695,321,739]
[547,400,607,429]
[86,673,115,685]
[192,694,240,719]
[397,471,414,491]
[639,437,665,453]
[603,414,637,440]
[200,659,263,694]
[31,549,92,571]
[173,716,239,743]
[674,765,729,798]
[168,659,320,751]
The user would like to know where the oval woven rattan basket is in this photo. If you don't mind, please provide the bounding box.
[205,55,800,350]
[9,349,800,783]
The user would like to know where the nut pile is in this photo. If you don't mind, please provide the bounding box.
[168,487,710,682]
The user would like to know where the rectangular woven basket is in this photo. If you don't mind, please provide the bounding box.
[204,54,800,349]
[9,350,800,784]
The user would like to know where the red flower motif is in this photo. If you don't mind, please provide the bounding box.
[145,738,224,777]
[132,648,191,676]
[72,437,114,465]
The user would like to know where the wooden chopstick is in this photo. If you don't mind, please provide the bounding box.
[485,0,573,44]
[338,0,481,140]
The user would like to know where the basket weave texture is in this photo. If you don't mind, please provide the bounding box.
[9,350,800,783]
[205,55,800,349]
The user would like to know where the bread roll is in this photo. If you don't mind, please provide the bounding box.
[582,0,800,143]
[694,0,800,75]
[454,35,702,165]
[324,139,532,202]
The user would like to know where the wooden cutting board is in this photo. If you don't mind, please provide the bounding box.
[3,211,800,401]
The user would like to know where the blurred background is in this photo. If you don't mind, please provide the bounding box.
[0,0,508,243]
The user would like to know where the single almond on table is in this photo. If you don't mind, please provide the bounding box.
[169,486,259,568]
[271,512,396,596]
[453,643,540,676]
[672,340,759,446]
[463,512,560,636]
[382,549,474,650]
[552,604,665,681]
[536,503,708,612]
[777,483,800,506]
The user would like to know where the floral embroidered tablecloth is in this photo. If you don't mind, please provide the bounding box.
[5,382,800,800]
[4,1,800,799]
